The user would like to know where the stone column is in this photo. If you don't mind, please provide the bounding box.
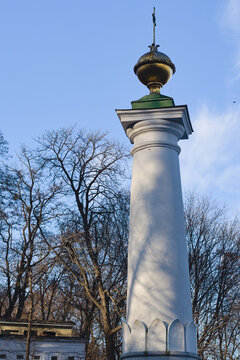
[116,106,200,360]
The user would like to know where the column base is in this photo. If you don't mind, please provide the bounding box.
[121,351,201,360]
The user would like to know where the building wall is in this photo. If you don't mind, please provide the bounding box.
[0,323,73,337]
[0,338,86,360]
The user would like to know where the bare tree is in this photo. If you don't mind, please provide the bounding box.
[184,192,240,360]
[0,147,62,319]
[1,128,239,360]
[37,127,129,359]
[32,261,66,321]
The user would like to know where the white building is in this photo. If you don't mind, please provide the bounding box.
[0,319,86,360]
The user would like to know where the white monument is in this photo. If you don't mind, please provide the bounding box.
[117,9,200,360]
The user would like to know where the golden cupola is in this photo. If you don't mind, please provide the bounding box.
[134,44,176,94]
[132,7,176,109]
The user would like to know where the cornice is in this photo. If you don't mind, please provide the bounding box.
[116,106,193,140]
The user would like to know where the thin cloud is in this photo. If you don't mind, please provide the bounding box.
[219,0,240,81]
[234,50,240,81]
[222,0,240,32]
[180,104,240,214]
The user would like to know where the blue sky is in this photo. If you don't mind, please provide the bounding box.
[0,0,240,214]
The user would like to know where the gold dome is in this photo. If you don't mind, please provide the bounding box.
[134,45,176,94]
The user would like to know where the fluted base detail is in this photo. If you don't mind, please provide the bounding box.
[121,351,201,360]
[123,319,197,355]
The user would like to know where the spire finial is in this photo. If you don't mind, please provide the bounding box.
[152,7,156,46]
[134,6,176,95]
[149,7,159,52]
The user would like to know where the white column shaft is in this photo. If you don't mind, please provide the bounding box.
[126,119,192,326]
[117,108,198,359]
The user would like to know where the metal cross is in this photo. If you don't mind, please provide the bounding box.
[152,7,156,46]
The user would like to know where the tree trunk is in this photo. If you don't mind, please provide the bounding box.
[25,310,32,360]
[101,301,116,360]
[26,269,33,360]
[104,326,115,360]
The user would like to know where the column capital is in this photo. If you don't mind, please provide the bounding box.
[116,106,193,142]
[127,120,184,155]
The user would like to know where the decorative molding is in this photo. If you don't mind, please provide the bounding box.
[168,319,185,351]
[116,106,193,140]
[121,351,201,360]
[124,119,185,156]
[123,319,197,355]
[126,120,185,144]
[148,319,167,352]
[129,320,148,352]
[130,141,181,155]
[185,322,197,353]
